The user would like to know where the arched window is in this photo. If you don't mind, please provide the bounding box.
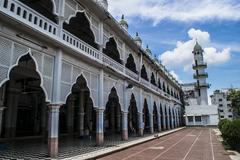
[141,65,148,81]
[158,78,162,89]
[125,54,137,73]
[19,0,57,23]
[171,89,174,96]
[103,38,122,64]
[150,72,156,85]
[63,12,98,49]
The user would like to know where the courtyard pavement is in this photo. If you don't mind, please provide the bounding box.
[0,128,183,160]
[97,128,231,160]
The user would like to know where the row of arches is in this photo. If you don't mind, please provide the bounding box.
[11,0,180,100]
[0,54,182,138]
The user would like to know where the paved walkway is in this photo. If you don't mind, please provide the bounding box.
[0,128,183,159]
[98,128,231,160]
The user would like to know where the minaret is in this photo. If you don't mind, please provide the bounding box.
[192,42,210,105]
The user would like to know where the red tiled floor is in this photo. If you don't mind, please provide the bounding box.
[97,128,231,160]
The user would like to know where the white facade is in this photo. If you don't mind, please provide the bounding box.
[185,105,219,126]
[211,89,234,120]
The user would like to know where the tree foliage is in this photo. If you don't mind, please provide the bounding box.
[228,89,240,119]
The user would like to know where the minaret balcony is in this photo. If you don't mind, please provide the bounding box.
[193,73,208,79]
[192,63,207,70]
[195,83,210,89]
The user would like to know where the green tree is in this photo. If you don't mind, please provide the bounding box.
[228,89,240,119]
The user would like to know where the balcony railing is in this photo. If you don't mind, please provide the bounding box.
[62,30,101,61]
[0,0,181,102]
[193,73,208,79]
[102,54,124,72]
[1,0,58,37]
[192,63,207,70]
[140,78,150,87]
[125,68,139,81]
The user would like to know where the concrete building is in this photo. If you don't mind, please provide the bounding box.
[211,89,234,120]
[183,42,219,127]
[0,0,184,158]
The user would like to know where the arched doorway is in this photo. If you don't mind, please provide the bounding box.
[128,94,138,136]
[143,99,150,133]
[1,54,47,138]
[153,103,158,132]
[59,75,96,139]
[104,87,122,136]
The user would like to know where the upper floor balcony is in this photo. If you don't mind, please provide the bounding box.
[0,0,181,103]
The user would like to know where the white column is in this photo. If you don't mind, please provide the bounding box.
[138,112,143,136]
[157,113,161,132]
[48,104,61,158]
[167,107,170,130]
[79,90,85,137]
[162,113,166,130]
[171,108,174,129]
[149,113,154,134]
[121,111,128,140]
[96,108,104,145]
[193,116,196,126]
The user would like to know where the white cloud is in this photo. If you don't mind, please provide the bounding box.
[170,70,182,83]
[159,28,231,71]
[108,0,240,25]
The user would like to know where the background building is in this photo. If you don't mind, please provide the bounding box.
[211,89,235,120]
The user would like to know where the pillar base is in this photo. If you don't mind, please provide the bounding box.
[48,137,58,158]
[139,128,143,136]
[96,132,104,146]
[122,130,128,141]
[150,127,154,134]
[158,126,161,132]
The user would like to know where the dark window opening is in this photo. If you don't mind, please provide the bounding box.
[63,12,98,49]
[103,38,122,64]
[141,65,149,81]
[125,54,137,73]
[150,72,156,85]
[19,0,57,23]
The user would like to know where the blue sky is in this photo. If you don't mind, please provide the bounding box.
[108,0,240,96]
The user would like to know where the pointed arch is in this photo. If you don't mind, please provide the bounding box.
[141,65,148,81]
[1,52,49,102]
[19,0,57,23]
[104,87,122,134]
[143,99,150,133]
[128,94,138,135]
[153,102,158,132]
[150,72,156,85]
[103,37,122,64]
[125,54,137,73]
[1,54,47,137]
[63,12,98,49]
